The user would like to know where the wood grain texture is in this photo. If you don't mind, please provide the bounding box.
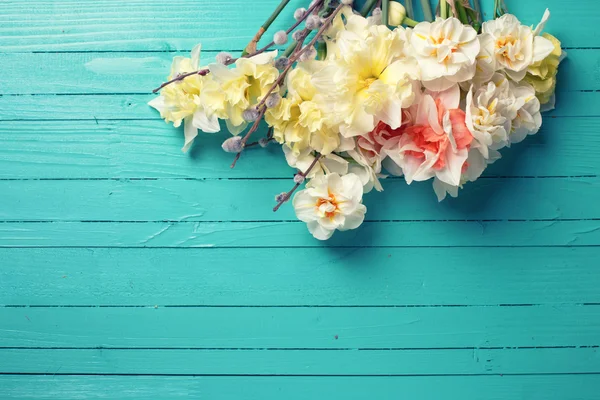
[1,0,599,398]
[2,306,600,348]
[0,0,594,51]
[1,248,599,305]
[1,118,598,179]
[1,375,599,400]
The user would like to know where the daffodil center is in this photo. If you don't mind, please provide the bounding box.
[316,192,339,220]
[358,76,377,91]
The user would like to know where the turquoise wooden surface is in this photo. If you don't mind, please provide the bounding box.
[1,0,599,398]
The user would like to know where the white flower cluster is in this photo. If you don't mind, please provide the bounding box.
[150,6,564,240]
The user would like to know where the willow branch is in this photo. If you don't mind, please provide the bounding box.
[273,154,322,212]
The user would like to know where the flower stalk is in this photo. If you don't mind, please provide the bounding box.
[242,0,293,56]
[420,0,433,21]
[405,0,414,19]
[455,0,468,24]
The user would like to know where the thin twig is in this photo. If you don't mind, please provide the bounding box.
[273,154,322,212]
[152,0,323,94]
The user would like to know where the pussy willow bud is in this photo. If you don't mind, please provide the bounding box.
[222,136,244,153]
[293,7,307,21]
[273,30,288,45]
[216,52,233,65]
[293,174,305,184]
[265,93,281,109]
[299,46,317,62]
[274,57,289,70]
[259,138,270,148]
[292,30,304,41]
[275,192,288,203]
[388,1,407,27]
[306,14,321,30]
[242,107,260,122]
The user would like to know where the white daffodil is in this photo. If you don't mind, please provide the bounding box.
[313,13,418,138]
[508,81,542,144]
[465,73,513,158]
[408,17,480,91]
[481,9,554,82]
[293,173,367,240]
[149,44,224,152]
[209,51,279,135]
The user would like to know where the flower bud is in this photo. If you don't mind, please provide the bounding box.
[292,30,305,42]
[222,136,244,153]
[275,192,289,203]
[293,7,307,21]
[274,57,289,70]
[216,52,233,65]
[242,107,260,122]
[306,14,321,30]
[273,30,288,45]
[293,174,305,184]
[265,93,281,109]
[388,1,406,27]
[341,0,353,4]
[299,46,317,62]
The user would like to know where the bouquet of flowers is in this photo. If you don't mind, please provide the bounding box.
[150,0,564,240]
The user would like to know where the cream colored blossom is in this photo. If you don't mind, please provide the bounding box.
[313,13,417,138]
[149,44,224,152]
[293,173,367,240]
[209,51,280,135]
[408,18,480,91]
[481,10,554,82]
[265,62,340,155]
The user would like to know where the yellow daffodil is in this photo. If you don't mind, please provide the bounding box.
[209,51,280,135]
[524,33,564,109]
[149,44,225,152]
[265,62,340,155]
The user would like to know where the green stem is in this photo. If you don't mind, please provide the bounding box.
[466,8,480,32]
[403,17,419,27]
[419,0,433,21]
[360,0,379,16]
[316,41,327,60]
[282,40,297,57]
[242,0,292,56]
[405,0,414,19]
[455,0,468,24]
[473,0,482,23]
[440,0,447,18]
[382,0,390,28]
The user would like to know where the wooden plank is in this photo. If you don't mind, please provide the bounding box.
[1,306,599,348]
[0,0,599,52]
[0,49,592,94]
[1,220,599,248]
[0,0,594,51]
[1,375,599,400]
[0,248,600,306]
[1,348,598,375]
[0,91,594,121]
[2,247,599,306]
[1,178,599,222]
[0,118,597,179]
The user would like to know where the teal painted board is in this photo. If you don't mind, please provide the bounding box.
[2,248,599,305]
[1,118,599,179]
[1,0,600,398]
[2,306,600,348]
[0,0,595,50]
[1,375,600,400]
